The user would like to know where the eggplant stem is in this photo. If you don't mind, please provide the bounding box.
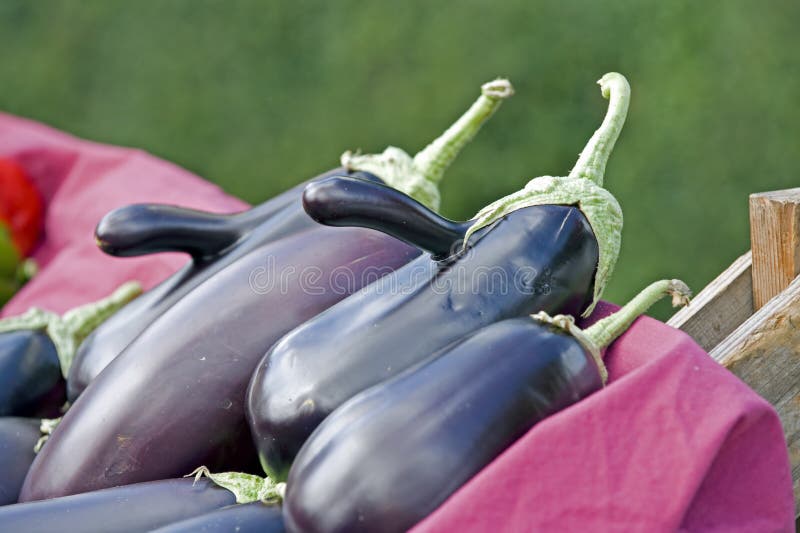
[584,279,691,350]
[568,72,630,187]
[33,417,61,453]
[532,311,608,385]
[341,79,514,211]
[413,79,514,186]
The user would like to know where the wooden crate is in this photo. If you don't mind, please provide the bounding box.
[667,189,800,515]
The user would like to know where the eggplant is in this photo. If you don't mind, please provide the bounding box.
[283,280,691,533]
[68,168,343,401]
[247,72,631,480]
[150,502,285,533]
[0,331,60,417]
[0,417,40,505]
[0,282,141,417]
[20,79,513,501]
[67,79,513,402]
[0,478,236,533]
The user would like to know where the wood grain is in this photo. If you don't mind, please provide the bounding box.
[750,189,800,310]
[710,273,800,513]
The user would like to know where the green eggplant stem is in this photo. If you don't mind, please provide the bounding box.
[584,279,692,350]
[341,78,514,211]
[568,72,631,187]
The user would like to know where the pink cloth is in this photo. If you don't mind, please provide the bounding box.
[0,113,794,531]
[0,112,247,317]
[412,305,795,532]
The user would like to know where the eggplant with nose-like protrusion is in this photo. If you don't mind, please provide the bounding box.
[68,167,360,401]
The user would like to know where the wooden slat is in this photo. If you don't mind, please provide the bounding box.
[750,189,800,310]
[666,251,753,351]
[710,273,800,512]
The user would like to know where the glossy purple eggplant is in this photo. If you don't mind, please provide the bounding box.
[0,478,236,532]
[0,417,39,505]
[0,331,60,417]
[21,79,514,501]
[67,167,352,401]
[247,73,631,480]
[283,280,690,533]
[151,502,285,533]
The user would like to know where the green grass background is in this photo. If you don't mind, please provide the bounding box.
[1,0,798,318]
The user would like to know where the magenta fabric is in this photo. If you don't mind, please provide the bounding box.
[0,112,247,318]
[411,301,795,532]
[0,113,794,531]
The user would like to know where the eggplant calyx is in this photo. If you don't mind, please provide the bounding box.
[187,466,285,504]
[342,78,514,212]
[0,281,143,377]
[533,280,691,386]
[466,176,622,316]
[532,311,607,385]
[33,417,61,453]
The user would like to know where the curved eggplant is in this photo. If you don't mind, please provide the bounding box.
[0,478,235,533]
[0,331,60,417]
[66,167,351,401]
[284,280,690,533]
[0,417,39,506]
[303,176,472,258]
[151,502,285,533]
[247,73,630,480]
[96,204,273,259]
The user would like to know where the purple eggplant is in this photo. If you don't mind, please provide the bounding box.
[283,280,690,533]
[150,502,284,533]
[0,283,142,417]
[67,168,348,401]
[247,73,630,480]
[0,417,39,505]
[0,332,59,417]
[20,79,514,501]
[0,478,236,532]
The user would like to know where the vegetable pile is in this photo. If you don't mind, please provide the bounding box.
[0,73,694,532]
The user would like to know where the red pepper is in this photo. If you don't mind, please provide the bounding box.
[0,158,44,257]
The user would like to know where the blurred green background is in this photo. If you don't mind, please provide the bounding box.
[1,0,798,318]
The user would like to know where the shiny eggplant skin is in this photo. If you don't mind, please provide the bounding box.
[303,177,472,258]
[67,168,376,401]
[0,417,39,505]
[0,478,235,533]
[21,226,420,501]
[151,502,285,533]
[0,330,63,417]
[248,203,599,480]
[284,317,603,533]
